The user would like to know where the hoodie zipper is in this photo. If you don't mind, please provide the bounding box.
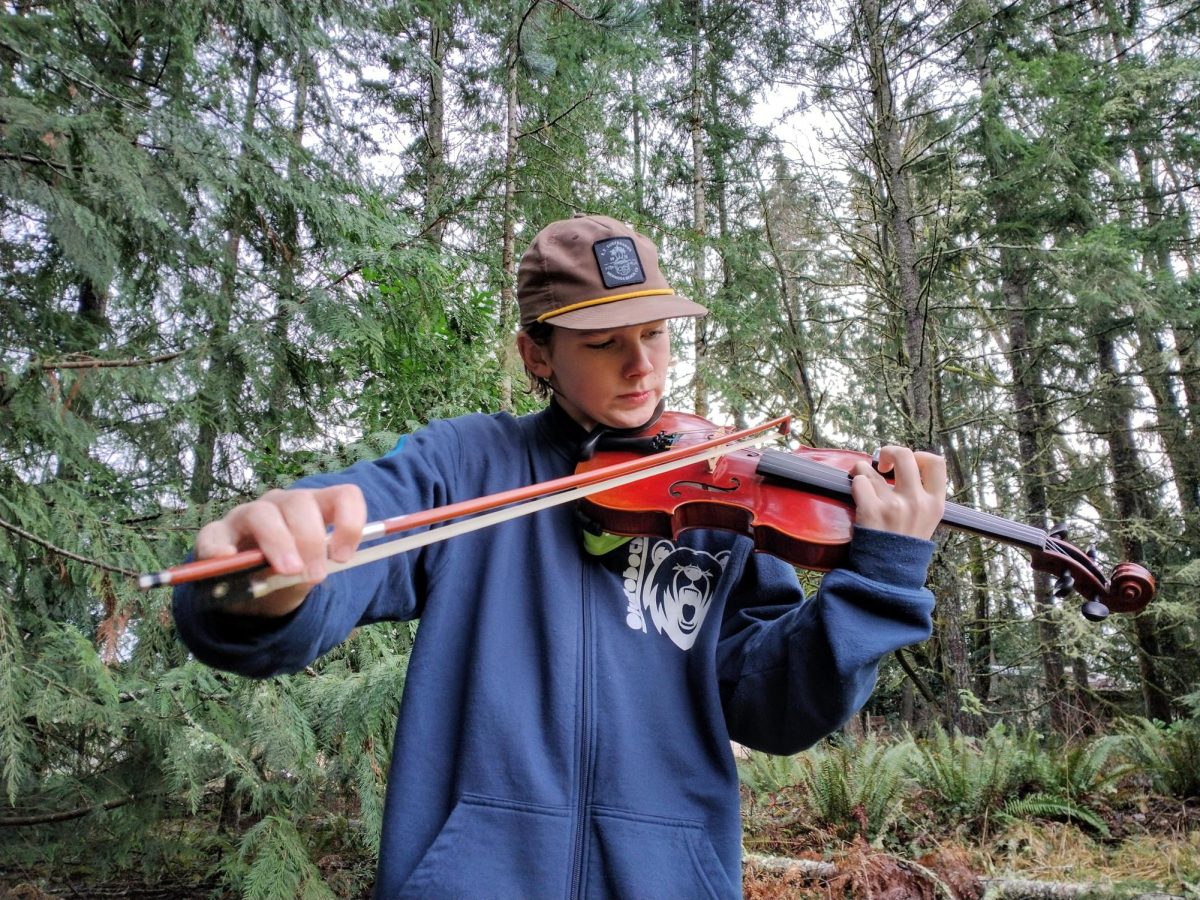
[569,565,593,899]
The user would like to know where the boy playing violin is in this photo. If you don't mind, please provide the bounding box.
[173,214,946,898]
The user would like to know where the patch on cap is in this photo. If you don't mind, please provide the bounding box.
[593,237,646,289]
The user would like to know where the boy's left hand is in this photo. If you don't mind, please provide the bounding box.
[850,447,946,541]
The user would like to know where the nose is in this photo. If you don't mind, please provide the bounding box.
[623,341,654,379]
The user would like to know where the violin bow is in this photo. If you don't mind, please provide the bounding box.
[138,415,792,600]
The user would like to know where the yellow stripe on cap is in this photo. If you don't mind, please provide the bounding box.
[536,288,675,323]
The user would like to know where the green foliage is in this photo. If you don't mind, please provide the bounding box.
[908,724,1134,840]
[908,724,1022,831]
[2,0,1199,893]
[797,737,914,844]
[738,749,806,798]
[739,737,915,844]
[1110,717,1200,800]
[1000,792,1111,837]
[228,815,336,900]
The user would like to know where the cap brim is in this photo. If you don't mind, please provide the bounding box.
[548,295,709,329]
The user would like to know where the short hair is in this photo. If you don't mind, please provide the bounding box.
[522,321,555,399]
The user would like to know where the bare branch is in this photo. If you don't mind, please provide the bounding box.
[0,794,142,827]
[31,351,185,371]
[0,516,139,577]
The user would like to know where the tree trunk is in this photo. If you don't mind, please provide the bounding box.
[688,0,709,418]
[264,48,309,429]
[859,0,965,728]
[971,24,1073,735]
[860,0,932,446]
[760,190,821,446]
[1092,328,1173,723]
[943,429,993,719]
[423,9,449,249]
[189,42,263,508]
[496,2,524,411]
[631,69,644,217]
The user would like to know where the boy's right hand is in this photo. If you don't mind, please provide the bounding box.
[194,484,367,616]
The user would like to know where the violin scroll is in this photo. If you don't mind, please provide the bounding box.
[1031,537,1155,621]
[1104,562,1156,616]
[1078,562,1155,622]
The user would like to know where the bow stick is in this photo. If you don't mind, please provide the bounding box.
[138,415,792,599]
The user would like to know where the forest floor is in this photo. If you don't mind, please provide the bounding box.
[2,795,1197,899]
[741,790,1200,899]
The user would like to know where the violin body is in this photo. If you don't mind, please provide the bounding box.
[578,411,863,572]
[576,411,1154,619]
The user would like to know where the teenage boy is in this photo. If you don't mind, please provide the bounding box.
[173,213,945,898]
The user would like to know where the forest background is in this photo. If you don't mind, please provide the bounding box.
[1,0,1197,897]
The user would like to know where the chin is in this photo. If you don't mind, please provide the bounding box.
[604,403,660,431]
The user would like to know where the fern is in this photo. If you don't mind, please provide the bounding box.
[797,736,914,843]
[737,750,806,798]
[909,723,1020,829]
[1000,792,1111,837]
[1111,716,1200,799]
[229,815,336,900]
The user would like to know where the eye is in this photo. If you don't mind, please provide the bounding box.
[586,339,615,350]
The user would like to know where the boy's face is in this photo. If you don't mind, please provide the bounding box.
[519,321,671,431]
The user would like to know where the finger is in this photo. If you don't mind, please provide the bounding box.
[222,493,304,575]
[914,450,948,500]
[849,456,892,517]
[195,519,241,561]
[851,456,891,496]
[274,490,334,583]
[877,446,923,495]
[849,467,881,509]
[311,484,367,563]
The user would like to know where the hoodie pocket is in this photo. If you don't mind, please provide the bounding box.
[397,794,572,900]
[586,808,737,900]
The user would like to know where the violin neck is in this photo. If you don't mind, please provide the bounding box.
[757,450,1048,552]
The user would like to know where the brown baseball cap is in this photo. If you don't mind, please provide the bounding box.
[517,214,708,329]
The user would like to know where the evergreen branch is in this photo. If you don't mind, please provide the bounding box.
[518,91,594,139]
[0,793,148,827]
[31,351,185,371]
[0,516,138,577]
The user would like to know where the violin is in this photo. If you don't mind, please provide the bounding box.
[140,409,1155,620]
[575,410,1154,621]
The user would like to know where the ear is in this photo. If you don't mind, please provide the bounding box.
[516,330,553,379]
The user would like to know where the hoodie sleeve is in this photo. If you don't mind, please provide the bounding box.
[715,527,934,755]
[171,419,464,678]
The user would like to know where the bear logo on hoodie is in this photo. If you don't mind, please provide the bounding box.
[620,537,729,651]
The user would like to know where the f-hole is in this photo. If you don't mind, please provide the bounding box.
[669,476,741,497]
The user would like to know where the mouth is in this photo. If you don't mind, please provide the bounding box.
[617,390,654,404]
[678,587,702,630]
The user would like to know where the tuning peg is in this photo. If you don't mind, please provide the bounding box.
[1086,543,1098,561]
[1048,522,1069,540]
[1053,573,1076,597]
[1081,598,1110,622]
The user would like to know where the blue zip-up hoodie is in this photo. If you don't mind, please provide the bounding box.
[173,403,935,898]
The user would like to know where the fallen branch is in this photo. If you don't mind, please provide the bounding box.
[0,795,140,827]
[745,853,1185,900]
[980,878,1184,900]
[744,853,837,880]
